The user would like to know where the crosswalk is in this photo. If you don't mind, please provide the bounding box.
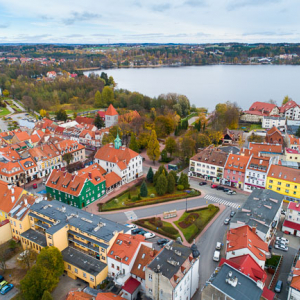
[124,210,138,220]
[204,195,241,209]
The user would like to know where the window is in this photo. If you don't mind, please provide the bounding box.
[269,180,273,183]
[83,272,86,278]
[278,181,281,186]
[286,183,290,187]
[68,265,71,270]
[269,185,272,189]
[75,268,78,274]
[117,266,120,271]
[277,187,281,191]
[142,253,145,259]
[138,264,141,269]
[149,288,153,294]
[90,276,94,282]
[111,263,114,268]
[285,189,289,193]
[149,274,152,281]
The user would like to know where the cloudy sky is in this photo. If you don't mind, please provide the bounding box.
[0,0,299,44]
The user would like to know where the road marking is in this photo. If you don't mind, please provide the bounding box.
[204,194,240,209]
[124,210,138,220]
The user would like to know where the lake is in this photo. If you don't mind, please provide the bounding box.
[85,65,300,111]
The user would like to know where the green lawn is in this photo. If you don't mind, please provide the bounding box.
[134,217,182,240]
[0,107,11,116]
[250,124,263,131]
[266,255,281,268]
[174,206,219,243]
[100,181,200,211]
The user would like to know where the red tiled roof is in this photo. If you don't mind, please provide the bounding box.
[247,156,270,173]
[266,126,283,137]
[30,134,40,144]
[283,220,300,231]
[0,182,24,214]
[248,102,278,113]
[14,131,31,142]
[122,277,140,294]
[225,154,250,172]
[249,143,283,154]
[280,100,299,113]
[76,116,95,125]
[262,286,275,300]
[104,172,122,188]
[105,104,118,116]
[65,291,93,300]
[268,165,300,184]
[96,293,125,300]
[288,202,300,212]
[98,111,106,118]
[79,129,95,139]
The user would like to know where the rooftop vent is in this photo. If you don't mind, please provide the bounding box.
[226,271,238,287]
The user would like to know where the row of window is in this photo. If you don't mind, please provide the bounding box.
[269,180,297,189]
[67,264,94,282]
[268,185,297,194]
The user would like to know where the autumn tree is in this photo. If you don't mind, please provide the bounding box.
[22,96,34,111]
[147,130,160,165]
[129,133,139,153]
[177,136,195,162]
[42,291,53,300]
[2,89,9,97]
[137,131,151,150]
[155,115,176,138]
[282,95,292,105]
[94,90,103,108]
[156,173,168,196]
[165,137,177,157]
[17,248,37,270]
[248,133,264,143]
[63,152,73,167]
[40,109,47,117]
[102,86,114,106]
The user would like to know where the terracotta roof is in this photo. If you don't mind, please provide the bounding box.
[225,154,250,172]
[288,202,300,212]
[55,126,65,134]
[116,161,127,170]
[19,157,37,170]
[65,291,93,300]
[249,143,283,154]
[28,144,60,162]
[98,111,106,118]
[268,164,300,184]
[0,181,24,214]
[262,286,275,300]
[227,225,268,261]
[30,134,41,144]
[0,146,21,161]
[95,144,139,165]
[9,193,36,221]
[55,139,85,154]
[107,233,146,265]
[190,146,228,167]
[14,131,31,142]
[240,148,259,157]
[76,116,95,125]
[247,156,270,173]
[104,172,122,188]
[122,277,140,294]
[248,102,278,113]
[0,161,23,177]
[266,126,283,137]
[76,163,106,185]
[96,293,125,300]
[219,255,267,283]
[105,104,118,116]
[280,100,299,113]
[131,244,158,280]
[79,129,95,139]
[289,135,300,145]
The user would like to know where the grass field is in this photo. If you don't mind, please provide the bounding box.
[174,205,219,243]
[0,107,11,116]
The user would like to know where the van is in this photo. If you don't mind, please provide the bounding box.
[213,251,220,262]
[216,242,222,250]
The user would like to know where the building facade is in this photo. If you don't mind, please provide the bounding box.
[262,116,286,129]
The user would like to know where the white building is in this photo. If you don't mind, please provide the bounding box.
[105,104,119,128]
[288,260,300,300]
[94,134,143,184]
[145,241,200,300]
[282,202,300,237]
[280,100,300,120]
[262,116,286,129]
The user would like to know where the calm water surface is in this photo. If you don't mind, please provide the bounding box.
[85,65,300,110]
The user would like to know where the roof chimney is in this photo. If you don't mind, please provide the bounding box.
[88,172,92,179]
[24,198,28,206]
[11,196,15,203]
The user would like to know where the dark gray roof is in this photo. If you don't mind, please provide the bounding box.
[219,146,240,155]
[147,241,195,280]
[62,247,106,276]
[231,189,283,234]
[21,228,47,247]
[210,263,262,300]
[30,200,128,242]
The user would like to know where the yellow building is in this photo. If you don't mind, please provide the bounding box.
[267,165,300,202]
[20,200,129,288]
[285,148,300,162]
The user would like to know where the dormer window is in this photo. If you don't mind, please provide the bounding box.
[110,251,114,255]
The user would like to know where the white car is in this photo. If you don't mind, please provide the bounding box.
[125,224,137,229]
[274,244,288,252]
[144,232,156,239]
[216,242,222,250]
[276,237,289,244]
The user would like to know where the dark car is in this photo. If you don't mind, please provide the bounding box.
[217,186,224,191]
[199,182,207,186]
[230,211,236,218]
[223,188,230,192]
[157,238,169,246]
[274,280,283,293]
[131,228,143,235]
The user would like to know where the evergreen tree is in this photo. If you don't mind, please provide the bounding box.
[169,170,178,184]
[147,130,160,165]
[160,149,168,162]
[94,90,103,108]
[42,291,53,300]
[167,173,175,194]
[94,113,105,129]
[147,167,154,183]
[153,166,168,186]
[140,181,148,197]
[178,173,189,189]
[55,109,68,121]
[156,174,168,196]
[129,133,139,153]
[296,126,300,138]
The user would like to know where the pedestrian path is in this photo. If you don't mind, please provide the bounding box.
[204,195,241,209]
[124,210,138,220]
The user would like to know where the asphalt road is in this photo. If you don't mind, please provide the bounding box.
[0,287,19,300]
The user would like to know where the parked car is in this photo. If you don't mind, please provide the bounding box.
[230,211,236,218]
[0,276,3,283]
[138,230,148,236]
[227,190,237,195]
[276,237,289,244]
[0,281,8,291]
[213,250,220,262]
[131,228,143,235]
[223,188,231,192]
[125,224,137,229]
[42,178,47,185]
[274,244,288,251]
[211,184,218,189]
[33,183,38,189]
[274,280,283,293]
[144,232,156,239]
[224,218,230,225]
[157,238,169,246]
[0,284,13,295]
[216,242,222,250]
[217,186,225,191]
[199,182,207,186]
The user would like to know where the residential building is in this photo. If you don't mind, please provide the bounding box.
[223,154,250,189]
[96,293,125,300]
[76,116,95,126]
[120,277,141,300]
[201,262,267,300]
[28,144,63,177]
[45,163,106,208]
[0,219,12,245]
[226,225,269,268]
[11,131,32,145]
[248,142,283,157]
[287,259,300,300]
[189,146,228,183]
[105,104,119,128]
[241,102,279,123]
[145,241,200,300]
[20,200,129,288]
[244,155,274,192]
[222,129,243,145]
[262,116,286,129]
[131,245,159,293]
[107,233,152,285]
[265,126,284,145]
[94,134,143,184]
[286,135,300,149]
[282,202,300,236]
[285,148,300,162]
[230,189,283,243]
[267,165,300,202]
[280,100,300,120]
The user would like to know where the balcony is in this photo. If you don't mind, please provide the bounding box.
[36,220,50,230]
[68,235,99,253]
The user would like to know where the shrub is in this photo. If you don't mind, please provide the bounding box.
[137,193,141,200]
[114,198,119,203]
[150,193,155,198]
[177,184,184,190]
[162,225,179,235]
[128,192,131,200]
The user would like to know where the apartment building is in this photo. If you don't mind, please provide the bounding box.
[20,200,129,288]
